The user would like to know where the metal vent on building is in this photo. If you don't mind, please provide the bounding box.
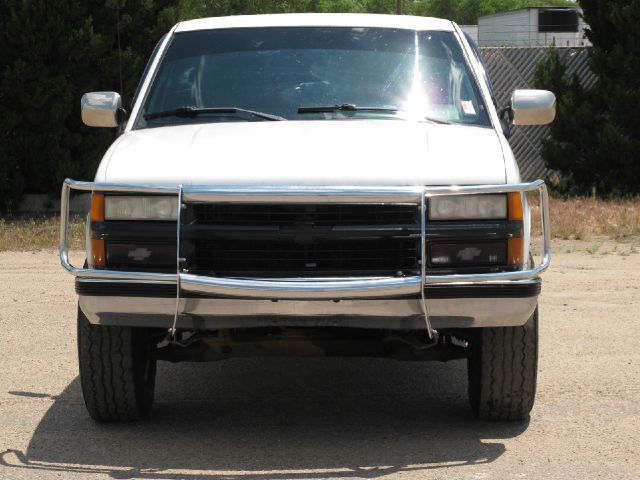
[538,9,580,33]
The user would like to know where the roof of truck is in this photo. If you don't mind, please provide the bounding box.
[175,13,455,33]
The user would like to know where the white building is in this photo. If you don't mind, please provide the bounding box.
[477,7,590,47]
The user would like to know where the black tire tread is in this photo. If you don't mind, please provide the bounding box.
[77,307,154,422]
[469,308,538,420]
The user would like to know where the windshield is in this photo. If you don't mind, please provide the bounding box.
[135,27,490,128]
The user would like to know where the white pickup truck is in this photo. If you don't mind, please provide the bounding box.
[60,13,554,422]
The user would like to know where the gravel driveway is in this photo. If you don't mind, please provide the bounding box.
[1,242,639,479]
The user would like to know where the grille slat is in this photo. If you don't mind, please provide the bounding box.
[184,203,420,277]
[189,203,418,226]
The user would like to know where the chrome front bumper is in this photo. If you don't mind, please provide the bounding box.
[77,279,540,330]
[61,180,551,331]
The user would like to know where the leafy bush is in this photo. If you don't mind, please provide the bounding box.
[0,0,180,212]
[535,0,640,197]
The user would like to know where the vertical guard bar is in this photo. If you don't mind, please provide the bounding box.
[59,180,71,268]
[170,185,183,337]
[420,190,436,339]
[540,182,552,267]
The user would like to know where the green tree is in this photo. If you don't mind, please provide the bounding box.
[534,49,603,194]
[0,1,108,210]
[535,0,640,196]
[0,0,183,211]
[581,0,640,194]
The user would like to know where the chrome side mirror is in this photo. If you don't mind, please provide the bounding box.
[511,89,556,126]
[81,91,123,127]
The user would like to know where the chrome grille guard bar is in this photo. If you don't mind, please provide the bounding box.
[60,179,551,296]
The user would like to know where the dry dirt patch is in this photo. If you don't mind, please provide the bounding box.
[0,242,639,479]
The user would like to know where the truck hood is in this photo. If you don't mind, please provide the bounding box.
[100,120,506,186]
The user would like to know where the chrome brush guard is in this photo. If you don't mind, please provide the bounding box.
[60,179,551,337]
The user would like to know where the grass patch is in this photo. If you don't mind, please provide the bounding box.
[529,196,640,241]
[585,243,601,255]
[0,216,85,251]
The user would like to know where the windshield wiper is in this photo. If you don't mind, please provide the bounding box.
[297,103,450,124]
[423,116,450,125]
[143,106,286,121]
[298,103,399,114]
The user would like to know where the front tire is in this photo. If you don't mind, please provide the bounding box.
[467,307,538,420]
[77,306,157,422]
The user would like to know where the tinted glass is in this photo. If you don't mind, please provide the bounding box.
[137,27,490,128]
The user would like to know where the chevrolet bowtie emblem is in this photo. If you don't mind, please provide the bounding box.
[128,247,152,261]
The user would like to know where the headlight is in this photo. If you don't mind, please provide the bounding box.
[429,194,507,220]
[104,196,178,220]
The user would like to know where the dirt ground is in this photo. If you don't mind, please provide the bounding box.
[0,241,639,479]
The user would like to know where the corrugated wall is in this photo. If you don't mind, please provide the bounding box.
[479,47,595,181]
[478,9,534,47]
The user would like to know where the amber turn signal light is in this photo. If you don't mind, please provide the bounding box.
[90,193,105,222]
[508,192,523,221]
[507,193,524,267]
[89,238,105,268]
[508,237,524,267]
[89,193,105,267]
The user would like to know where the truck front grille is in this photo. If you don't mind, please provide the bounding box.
[189,203,418,226]
[182,203,420,277]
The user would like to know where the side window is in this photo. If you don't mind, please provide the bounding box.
[463,32,497,107]
[146,57,201,113]
[417,31,489,125]
[132,35,167,108]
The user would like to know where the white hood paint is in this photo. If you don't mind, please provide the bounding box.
[98,120,506,186]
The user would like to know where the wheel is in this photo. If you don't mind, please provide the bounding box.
[77,306,157,422]
[467,307,538,420]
